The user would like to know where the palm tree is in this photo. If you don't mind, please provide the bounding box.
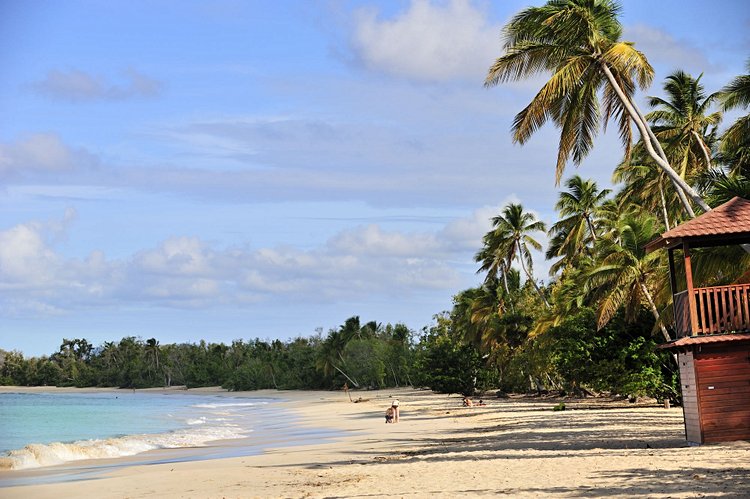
[719,60,750,175]
[145,338,161,384]
[613,150,678,230]
[475,242,514,299]
[547,175,610,273]
[452,285,494,349]
[480,203,549,307]
[586,212,670,340]
[316,329,360,388]
[485,0,709,214]
[646,71,721,178]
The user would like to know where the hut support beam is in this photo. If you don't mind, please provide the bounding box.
[683,242,699,335]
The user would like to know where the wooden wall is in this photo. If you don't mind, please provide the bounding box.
[678,350,702,444]
[694,343,750,443]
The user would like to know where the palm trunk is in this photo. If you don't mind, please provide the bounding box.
[501,260,515,313]
[333,364,359,388]
[691,130,713,170]
[600,62,710,214]
[630,100,696,218]
[639,281,670,342]
[658,178,671,231]
[516,241,550,308]
[585,215,598,242]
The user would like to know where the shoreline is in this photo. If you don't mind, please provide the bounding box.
[0,386,343,479]
[1,387,749,497]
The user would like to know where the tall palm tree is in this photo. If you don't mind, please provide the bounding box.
[485,0,709,214]
[719,59,750,175]
[547,175,610,273]
[480,203,549,307]
[316,329,360,388]
[646,70,721,177]
[586,213,670,340]
[452,285,494,349]
[613,149,679,230]
[475,242,514,299]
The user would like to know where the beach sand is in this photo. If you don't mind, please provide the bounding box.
[1,386,749,498]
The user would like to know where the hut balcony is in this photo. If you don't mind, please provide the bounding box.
[647,197,750,445]
[673,283,750,338]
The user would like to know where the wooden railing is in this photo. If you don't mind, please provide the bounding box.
[674,284,750,337]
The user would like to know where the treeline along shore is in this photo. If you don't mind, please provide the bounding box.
[0,309,674,401]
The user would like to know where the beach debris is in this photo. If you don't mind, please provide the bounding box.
[552,402,566,411]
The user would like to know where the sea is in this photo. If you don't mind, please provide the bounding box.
[0,390,337,486]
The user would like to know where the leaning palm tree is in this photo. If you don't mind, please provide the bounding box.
[613,147,680,230]
[480,203,549,307]
[453,284,501,351]
[646,70,721,177]
[547,175,610,273]
[486,0,709,214]
[586,212,670,341]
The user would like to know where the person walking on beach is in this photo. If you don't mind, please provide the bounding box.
[385,406,394,423]
[391,398,399,422]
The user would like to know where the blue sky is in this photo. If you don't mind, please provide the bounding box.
[2,0,749,356]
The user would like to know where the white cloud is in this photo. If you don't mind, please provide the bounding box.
[133,237,215,276]
[0,223,59,286]
[350,0,501,81]
[0,209,485,315]
[438,203,509,252]
[624,24,716,75]
[0,134,98,179]
[328,224,441,257]
[30,68,162,102]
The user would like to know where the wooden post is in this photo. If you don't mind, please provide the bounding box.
[668,248,679,334]
[667,248,679,295]
[683,242,699,335]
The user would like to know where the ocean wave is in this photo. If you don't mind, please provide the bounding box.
[0,425,250,470]
[191,401,268,409]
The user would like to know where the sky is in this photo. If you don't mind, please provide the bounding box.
[1,0,749,356]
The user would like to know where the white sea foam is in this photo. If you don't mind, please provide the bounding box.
[0,424,250,470]
[192,401,267,409]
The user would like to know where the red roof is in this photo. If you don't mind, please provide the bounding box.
[646,197,750,251]
[660,332,750,349]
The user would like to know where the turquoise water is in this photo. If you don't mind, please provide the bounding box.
[0,391,292,472]
[1,392,195,453]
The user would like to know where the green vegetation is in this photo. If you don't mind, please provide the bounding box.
[2,1,748,402]
[0,319,413,390]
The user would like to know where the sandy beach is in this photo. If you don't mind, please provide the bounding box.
[1,386,749,498]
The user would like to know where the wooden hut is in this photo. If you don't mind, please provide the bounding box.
[646,196,750,445]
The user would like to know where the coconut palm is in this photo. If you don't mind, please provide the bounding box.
[700,169,750,206]
[646,70,721,177]
[613,147,680,230]
[315,330,360,388]
[480,203,549,307]
[720,59,750,111]
[586,212,670,340]
[547,175,610,273]
[485,0,709,214]
[475,242,514,300]
[452,285,495,349]
[719,60,750,175]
